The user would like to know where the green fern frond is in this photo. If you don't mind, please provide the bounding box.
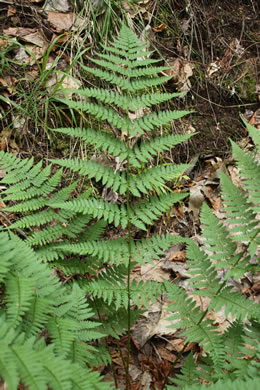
[97,51,160,67]
[56,237,129,265]
[242,117,260,148]
[128,164,191,196]
[167,377,260,390]
[82,65,172,92]
[130,192,187,227]
[165,281,225,370]
[53,126,129,161]
[131,133,193,166]
[49,158,128,193]
[50,198,128,228]
[90,57,170,78]
[231,140,260,208]
[0,154,35,184]
[65,87,181,111]
[170,352,200,388]
[220,172,259,244]
[133,233,187,264]
[128,109,191,136]
[3,168,62,201]
[8,209,58,230]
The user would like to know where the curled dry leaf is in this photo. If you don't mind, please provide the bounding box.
[161,58,194,94]
[152,24,167,33]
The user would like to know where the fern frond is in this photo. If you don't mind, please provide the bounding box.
[242,118,260,148]
[130,192,187,229]
[133,233,187,264]
[3,168,62,201]
[90,57,170,78]
[220,172,259,244]
[131,133,193,166]
[231,140,260,208]
[82,65,172,92]
[50,198,128,228]
[53,126,129,161]
[57,237,129,265]
[0,346,19,390]
[167,377,260,390]
[65,87,181,111]
[129,109,191,136]
[128,164,191,196]
[170,352,200,388]
[8,209,58,230]
[165,281,225,370]
[49,158,128,194]
[97,51,160,68]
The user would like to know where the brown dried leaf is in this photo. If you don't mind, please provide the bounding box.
[7,6,16,17]
[152,24,167,33]
[48,12,84,32]
[156,346,177,363]
[161,58,194,94]
[3,27,47,48]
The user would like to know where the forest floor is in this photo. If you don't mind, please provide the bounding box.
[0,1,259,389]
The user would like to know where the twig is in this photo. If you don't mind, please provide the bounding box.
[0,211,28,239]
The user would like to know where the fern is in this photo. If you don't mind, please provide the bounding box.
[0,25,193,388]
[0,232,110,389]
[165,119,260,387]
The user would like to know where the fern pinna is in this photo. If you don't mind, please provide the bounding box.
[0,25,192,388]
[165,119,260,388]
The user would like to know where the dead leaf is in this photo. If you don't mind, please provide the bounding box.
[43,0,70,12]
[161,58,194,94]
[121,0,151,19]
[165,244,186,262]
[3,27,47,48]
[0,76,16,94]
[0,129,12,151]
[48,12,84,32]
[132,302,178,348]
[206,61,221,77]
[45,72,81,97]
[141,262,169,282]
[0,38,10,49]
[156,346,177,363]
[161,261,190,278]
[7,6,16,17]
[152,24,167,33]
[188,184,205,219]
[140,371,152,390]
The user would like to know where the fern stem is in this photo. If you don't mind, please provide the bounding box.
[126,133,132,390]
[94,302,118,388]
